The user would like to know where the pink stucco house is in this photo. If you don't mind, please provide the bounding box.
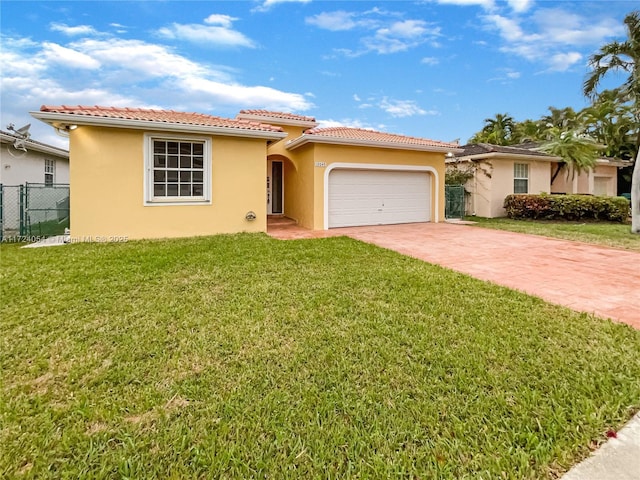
[449,143,629,218]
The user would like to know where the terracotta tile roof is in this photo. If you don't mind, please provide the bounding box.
[39,105,284,132]
[455,143,554,158]
[238,109,316,123]
[304,127,459,149]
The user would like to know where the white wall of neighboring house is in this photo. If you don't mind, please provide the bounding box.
[463,158,554,217]
[1,132,69,186]
[551,163,619,196]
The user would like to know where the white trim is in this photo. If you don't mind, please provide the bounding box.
[0,132,69,158]
[323,163,440,229]
[287,134,462,154]
[513,162,529,194]
[31,111,287,141]
[143,133,212,206]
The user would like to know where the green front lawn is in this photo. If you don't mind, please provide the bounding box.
[467,217,640,251]
[2,234,639,479]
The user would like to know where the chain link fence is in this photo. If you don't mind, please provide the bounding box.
[0,183,70,241]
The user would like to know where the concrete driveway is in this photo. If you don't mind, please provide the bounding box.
[268,221,640,329]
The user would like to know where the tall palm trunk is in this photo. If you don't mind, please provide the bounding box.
[632,147,640,233]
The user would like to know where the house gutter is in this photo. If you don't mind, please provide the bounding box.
[286,134,464,154]
[0,131,69,158]
[30,111,288,141]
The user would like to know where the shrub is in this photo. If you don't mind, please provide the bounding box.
[504,194,629,222]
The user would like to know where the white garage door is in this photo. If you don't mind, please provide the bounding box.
[328,169,431,228]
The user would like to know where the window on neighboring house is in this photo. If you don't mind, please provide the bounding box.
[44,159,55,186]
[145,135,211,204]
[513,163,529,194]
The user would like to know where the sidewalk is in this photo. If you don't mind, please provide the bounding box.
[560,412,640,480]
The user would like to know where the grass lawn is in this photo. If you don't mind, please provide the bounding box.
[2,234,640,479]
[467,217,640,252]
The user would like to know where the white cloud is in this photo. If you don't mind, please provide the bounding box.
[432,0,495,9]
[253,0,311,12]
[204,14,237,28]
[41,42,101,70]
[532,8,622,46]
[507,0,533,13]
[421,56,440,66]
[364,20,441,54]
[484,14,537,43]
[380,98,435,118]
[547,52,582,72]
[483,8,624,71]
[506,70,521,79]
[316,118,379,130]
[430,0,530,13]
[353,94,361,102]
[0,31,314,146]
[71,38,215,80]
[49,23,98,36]
[307,10,441,56]
[305,11,358,31]
[157,18,256,48]
[178,77,312,111]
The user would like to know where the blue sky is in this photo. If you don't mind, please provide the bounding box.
[0,0,635,148]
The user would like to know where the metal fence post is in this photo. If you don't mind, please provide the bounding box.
[0,184,3,242]
[19,184,25,236]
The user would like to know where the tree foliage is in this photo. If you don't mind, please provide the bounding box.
[584,10,640,233]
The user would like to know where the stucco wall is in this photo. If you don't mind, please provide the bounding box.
[0,143,69,185]
[466,158,553,218]
[69,126,267,240]
[305,143,446,229]
[281,147,315,229]
[551,164,618,196]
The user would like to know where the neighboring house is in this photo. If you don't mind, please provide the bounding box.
[451,143,629,218]
[32,106,461,240]
[0,129,69,186]
[451,143,562,218]
[0,130,70,238]
[550,157,627,197]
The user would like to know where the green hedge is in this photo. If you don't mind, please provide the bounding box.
[503,194,629,222]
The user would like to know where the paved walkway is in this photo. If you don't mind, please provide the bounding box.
[268,221,640,329]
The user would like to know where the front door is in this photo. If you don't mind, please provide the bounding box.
[267,160,283,215]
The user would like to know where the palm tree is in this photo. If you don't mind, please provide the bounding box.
[469,113,516,145]
[512,119,545,144]
[584,10,640,233]
[539,127,602,185]
[581,90,636,160]
[541,106,581,131]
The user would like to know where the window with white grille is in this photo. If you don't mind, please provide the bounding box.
[145,134,211,204]
[44,159,55,186]
[513,163,529,194]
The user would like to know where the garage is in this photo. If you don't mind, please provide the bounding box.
[328,168,431,228]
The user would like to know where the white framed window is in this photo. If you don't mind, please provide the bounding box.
[44,159,55,186]
[513,163,529,194]
[144,134,211,205]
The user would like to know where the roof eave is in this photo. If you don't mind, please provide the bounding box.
[236,112,319,128]
[0,132,69,158]
[286,134,463,153]
[30,111,288,141]
[453,152,562,162]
